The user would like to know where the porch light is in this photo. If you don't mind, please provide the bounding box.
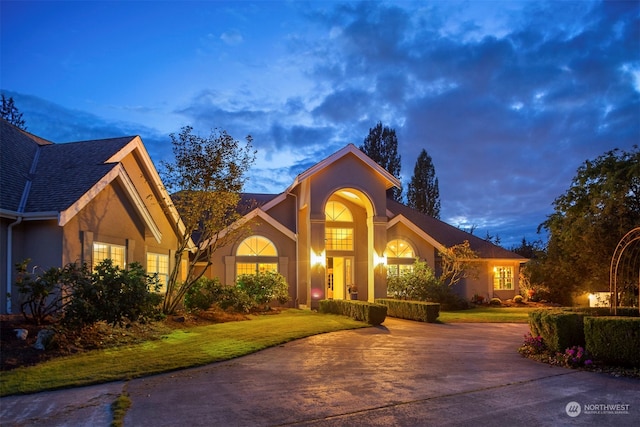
[311,249,326,267]
[374,252,387,267]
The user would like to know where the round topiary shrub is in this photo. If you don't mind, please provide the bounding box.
[490,297,502,306]
[513,295,523,304]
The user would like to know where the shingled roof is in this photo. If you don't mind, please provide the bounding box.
[386,198,525,260]
[0,119,135,214]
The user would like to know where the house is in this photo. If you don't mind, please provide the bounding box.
[199,144,526,308]
[0,119,186,314]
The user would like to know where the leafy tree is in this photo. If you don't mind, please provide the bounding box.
[539,146,640,304]
[160,126,255,314]
[439,240,479,287]
[360,121,402,201]
[407,149,441,218]
[1,94,26,130]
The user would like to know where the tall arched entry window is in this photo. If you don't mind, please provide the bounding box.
[236,236,278,276]
[324,200,354,299]
[385,238,416,276]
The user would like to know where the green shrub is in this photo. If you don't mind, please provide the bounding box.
[584,317,640,367]
[318,300,387,325]
[184,277,222,312]
[513,295,523,304]
[14,259,69,325]
[490,297,502,306]
[528,309,585,352]
[236,271,290,307]
[64,260,162,328]
[375,298,440,323]
[387,260,468,310]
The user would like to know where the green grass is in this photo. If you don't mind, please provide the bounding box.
[0,310,366,396]
[439,307,537,323]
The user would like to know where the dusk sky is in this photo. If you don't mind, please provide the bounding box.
[2,0,638,248]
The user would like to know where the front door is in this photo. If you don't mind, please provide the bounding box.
[326,257,353,300]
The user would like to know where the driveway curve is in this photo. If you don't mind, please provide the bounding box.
[1,318,638,426]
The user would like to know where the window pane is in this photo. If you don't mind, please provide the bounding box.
[326,228,353,251]
[385,239,415,258]
[93,242,125,269]
[237,236,277,256]
[325,201,353,222]
[147,253,169,291]
[257,263,278,274]
[237,263,257,276]
[493,266,513,290]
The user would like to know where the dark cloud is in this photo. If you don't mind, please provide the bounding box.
[3,1,637,248]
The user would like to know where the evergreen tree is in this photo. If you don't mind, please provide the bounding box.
[360,121,402,201]
[1,95,27,130]
[407,149,441,218]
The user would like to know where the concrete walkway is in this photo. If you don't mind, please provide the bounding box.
[1,318,638,426]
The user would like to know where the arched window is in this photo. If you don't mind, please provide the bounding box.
[236,236,278,276]
[237,236,278,256]
[385,239,416,278]
[325,201,353,222]
[385,239,415,258]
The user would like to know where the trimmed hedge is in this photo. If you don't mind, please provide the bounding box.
[375,298,440,323]
[318,300,387,325]
[584,317,640,368]
[562,307,639,317]
[528,310,586,352]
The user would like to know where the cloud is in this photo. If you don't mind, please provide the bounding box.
[220,30,243,46]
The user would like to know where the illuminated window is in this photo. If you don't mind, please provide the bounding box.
[385,239,415,258]
[326,228,354,251]
[147,253,169,292]
[493,266,513,290]
[237,236,277,256]
[237,263,278,276]
[236,236,278,277]
[325,201,353,222]
[385,239,416,277]
[93,242,125,269]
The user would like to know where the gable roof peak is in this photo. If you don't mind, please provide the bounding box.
[288,143,401,191]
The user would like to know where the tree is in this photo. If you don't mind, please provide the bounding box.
[539,146,640,304]
[1,95,27,130]
[360,121,402,201]
[407,149,441,218]
[439,240,479,287]
[160,126,256,314]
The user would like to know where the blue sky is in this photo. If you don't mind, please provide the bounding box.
[2,0,638,248]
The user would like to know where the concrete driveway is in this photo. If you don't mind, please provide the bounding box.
[1,318,638,426]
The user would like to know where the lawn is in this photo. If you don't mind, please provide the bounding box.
[0,310,366,397]
[439,306,537,323]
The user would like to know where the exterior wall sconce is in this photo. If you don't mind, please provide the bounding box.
[374,253,387,267]
[311,249,326,267]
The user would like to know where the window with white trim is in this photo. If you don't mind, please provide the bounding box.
[493,266,514,290]
[93,242,126,269]
[147,253,169,292]
[385,239,416,277]
[236,236,278,277]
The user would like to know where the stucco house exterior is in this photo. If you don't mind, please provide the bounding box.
[200,144,526,308]
[0,119,186,314]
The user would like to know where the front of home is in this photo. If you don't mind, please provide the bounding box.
[199,144,526,308]
[1,121,524,314]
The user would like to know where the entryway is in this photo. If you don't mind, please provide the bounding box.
[326,256,354,300]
